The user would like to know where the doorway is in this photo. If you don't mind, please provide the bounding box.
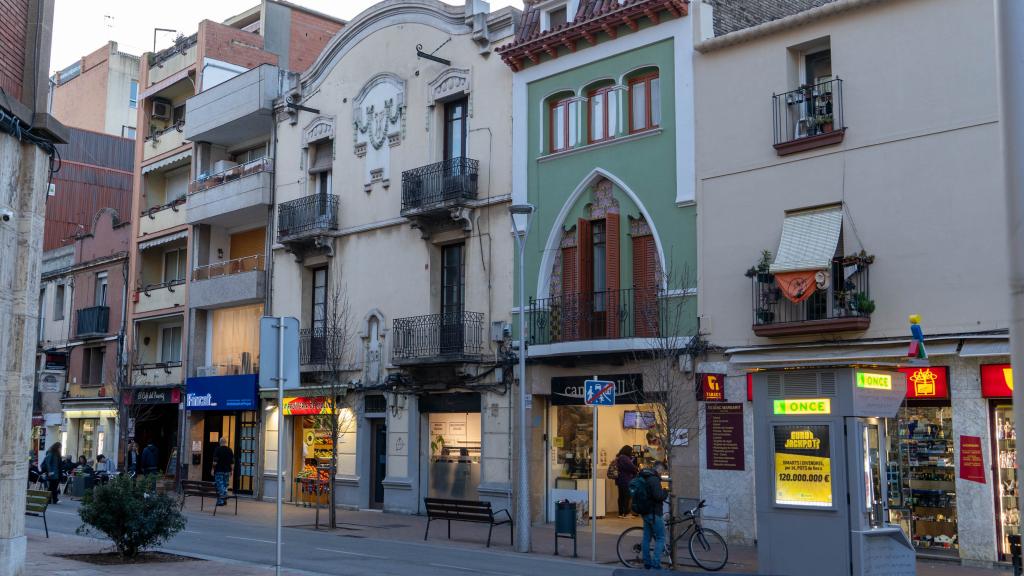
[201,413,236,484]
[370,419,387,509]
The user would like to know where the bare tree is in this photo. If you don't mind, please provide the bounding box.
[308,286,357,529]
[115,346,161,473]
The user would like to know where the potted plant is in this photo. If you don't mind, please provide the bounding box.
[745,266,758,279]
[756,307,775,324]
[756,250,774,283]
[852,292,875,315]
[817,113,834,133]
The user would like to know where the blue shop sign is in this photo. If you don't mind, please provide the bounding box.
[185,374,258,411]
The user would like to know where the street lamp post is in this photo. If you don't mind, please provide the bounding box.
[510,203,534,553]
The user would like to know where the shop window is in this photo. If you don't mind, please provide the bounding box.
[82,347,106,386]
[428,412,481,500]
[628,71,660,133]
[78,419,98,462]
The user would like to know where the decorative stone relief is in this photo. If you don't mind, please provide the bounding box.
[630,215,652,237]
[303,115,336,147]
[589,178,619,219]
[428,68,471,102]
[352,73,406,191]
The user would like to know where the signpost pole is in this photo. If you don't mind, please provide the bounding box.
[276,317,284,576]
[591,374,598,563]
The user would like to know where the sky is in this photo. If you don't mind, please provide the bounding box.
[50,0,524,74]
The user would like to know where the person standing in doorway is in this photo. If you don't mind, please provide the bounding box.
[140,439,159,476]
[614,445,639,518]
[42,442,62,503]
[212,437,234,506]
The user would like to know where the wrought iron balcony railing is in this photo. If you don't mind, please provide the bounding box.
[299,328,349,366]
[392,311,485,363]
[772,78,844,154]
[528,288,660,345]
[751,255,872,336]
[192,254,265,281]
[401,157,479,213]
[75,306,110,337]
[277,194,339,240]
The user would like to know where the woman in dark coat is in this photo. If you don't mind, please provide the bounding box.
[41,442,62,503]
[614,445,639,518]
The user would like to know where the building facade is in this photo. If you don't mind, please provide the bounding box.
[263,0,519,514]
[127,1,344,485]
[49,41,141,139]
[499,0,698,523]
[693,0,1009,565]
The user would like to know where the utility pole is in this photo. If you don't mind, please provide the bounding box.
[510,203,534,553]
[996,0,1024,531]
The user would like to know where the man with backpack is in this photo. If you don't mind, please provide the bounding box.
[629,461,669,569]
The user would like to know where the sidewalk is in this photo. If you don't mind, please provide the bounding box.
[176,497,1011,574]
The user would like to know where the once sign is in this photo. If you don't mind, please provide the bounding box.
[772,398,831,415]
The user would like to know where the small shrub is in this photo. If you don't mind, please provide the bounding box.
[77,474,186,558]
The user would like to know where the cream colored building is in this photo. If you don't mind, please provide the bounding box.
[693,0,1008,565]
[264,0,519,515]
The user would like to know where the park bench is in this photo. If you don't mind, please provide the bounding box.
[423,497,513,548]
[25,489,50,537]
[180,480,237,516]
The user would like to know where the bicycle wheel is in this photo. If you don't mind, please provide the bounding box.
[616,526,647,568]
[688,527,729,571]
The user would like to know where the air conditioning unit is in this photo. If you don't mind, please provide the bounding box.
[152,99,172,120]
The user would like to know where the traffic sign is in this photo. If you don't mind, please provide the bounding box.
[584,379,616,406]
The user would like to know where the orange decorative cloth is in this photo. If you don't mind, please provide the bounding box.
[774,270,818,304]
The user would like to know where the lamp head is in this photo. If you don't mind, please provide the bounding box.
[509,203,534,215]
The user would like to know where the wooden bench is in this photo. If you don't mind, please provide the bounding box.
[180,480,237,516]
[423,497,513,548]
[26,489,50,537]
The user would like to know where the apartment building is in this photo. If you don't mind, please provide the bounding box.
[49,41,141,139]
[262,0,519,514]
[693,0,1007,565]
[127,1,343,487]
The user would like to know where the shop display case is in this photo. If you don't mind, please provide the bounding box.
[995,405,1018,558]
[887,405,958,554]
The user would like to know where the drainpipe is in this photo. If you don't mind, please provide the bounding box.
[996,0,1024,524]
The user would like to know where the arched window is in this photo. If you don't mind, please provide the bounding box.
[627,68,660,133]
[547,91,577,153]
[364,316,382,384]
[586,80,617,144]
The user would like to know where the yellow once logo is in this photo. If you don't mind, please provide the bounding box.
[856,372,892,390]
[909,369,937,396]
[773,398,831,415]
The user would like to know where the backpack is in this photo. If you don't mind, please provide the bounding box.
[606,459,619,480]
[629,475,652,515]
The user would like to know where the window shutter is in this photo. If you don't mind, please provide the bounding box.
[560,246,577,341]
[632,234,658,337]
[576,218,593,339]
[309,142,332,173]
[605,213,620,338]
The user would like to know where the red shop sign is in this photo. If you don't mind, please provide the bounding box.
[959,435,986,484]
[698,374,726,402]
[747,373,754,402]
[897,367,949,400]
[981,364,1014,398]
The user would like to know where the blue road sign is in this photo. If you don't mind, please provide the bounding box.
[584,379,616,406]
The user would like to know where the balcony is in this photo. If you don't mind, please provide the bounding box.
[134,280,186,314]
[132,362,183,387]
[751,255,872,337]
[299,328,348,368]
[139,199,187,236]
[772,78,845,156]
[187,157,273,226]
[147,33,198,86]
[143,125,187,161]
[528,288,661,348]
[184,64,279,146]
[401,158,479,236]
[189,255,266,309]
[277,193,339,260]
[75,306,110,338]
[392,311,486,366]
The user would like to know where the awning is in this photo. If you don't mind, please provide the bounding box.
[727,339,960,367]
[142,149,192,175]
[138,230,187,251]
[960,338,1010,357]
[769,205,843,273]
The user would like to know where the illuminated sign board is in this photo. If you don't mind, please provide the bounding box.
[773,398,831,415]
[773,424,832,507]
[981,364,1014,398]
[897,367,950,399]
[856,372,893,390]
[698,373,726,402]
[282,396,332,415]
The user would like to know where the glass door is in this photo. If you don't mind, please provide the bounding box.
[995,403,1018,558]
[440,244,464,356]
[236,411,257,494]
[848,417,886,530]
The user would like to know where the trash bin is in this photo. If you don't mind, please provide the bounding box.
[555,500,577,557]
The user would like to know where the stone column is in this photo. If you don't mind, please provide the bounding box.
[0,137,50,576]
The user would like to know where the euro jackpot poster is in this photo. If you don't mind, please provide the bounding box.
[773,424,832,507]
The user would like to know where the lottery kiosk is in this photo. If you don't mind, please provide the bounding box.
[753,367,916,576]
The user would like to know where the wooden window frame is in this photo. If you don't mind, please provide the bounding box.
[628,72,660,134]
[587,85,615,144]
[549,97,572,153]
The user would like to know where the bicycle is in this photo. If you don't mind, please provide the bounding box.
[616,499,729,571]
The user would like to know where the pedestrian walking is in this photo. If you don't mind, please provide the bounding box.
[125,439,139,476]
[613,445,639,518]
[211,437,234,506]
[41,442,62,504]
[629,461,668,569]
[140,440,159,476]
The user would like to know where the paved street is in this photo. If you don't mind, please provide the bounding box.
[24,497,1014,575]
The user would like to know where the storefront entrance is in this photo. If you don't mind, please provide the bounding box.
[186,375,259,494]
[981,363,1016,560]
[130,388,182,478]
[420,393,482,502]
[370,419,386,509]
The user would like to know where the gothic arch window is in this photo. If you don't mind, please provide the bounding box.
[360,309,387,384]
